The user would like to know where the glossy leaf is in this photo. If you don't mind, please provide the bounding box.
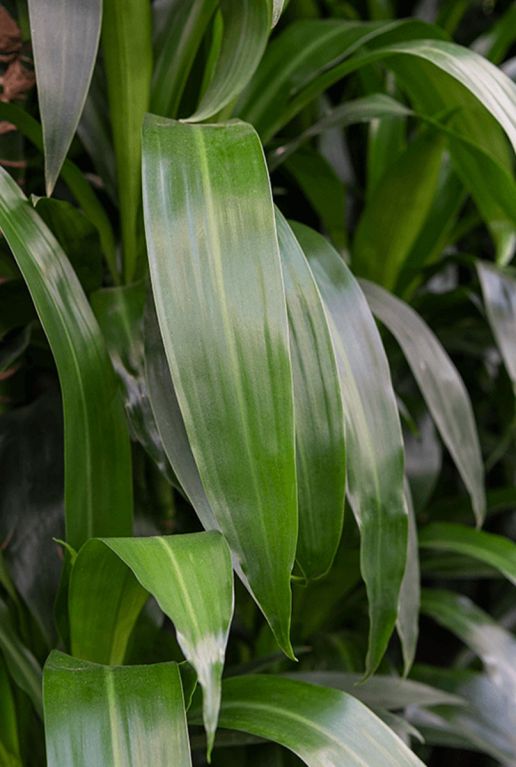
[421,589,516,698]
[353,130,445,289]
[101,0,152,281]
[0,597,42,716]
[28,0,101,195]
[397,482,420,675]
[43,651,192,767]
[142,116,297,656]
[276,211,346,580]
[70,532,233,751]
[189,0,271,121]
[419,523,516,585]
[292,222,406,675]
[196,675,426,766]
[362,279,485,524]
[152,0,217,118]
[477,262,516,385]
[0,168,133,548]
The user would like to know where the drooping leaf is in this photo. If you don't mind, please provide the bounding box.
[192,675,426,766]
[0,167,133,549]
[421,589,516,699]
[353,130,445,289]
[292,222,406,676]
[362,279,485,524]
[27,0,102,194]
[142,116,297,656]
[275,210,346,581]
[477,262,516,385]
[152,0,217,118]
[101,0,152,281]
[189,0,271,121]
[0,597,42,716]
[69,532,233,752]
[43,651,192,767]
[419,523,516,586]
[397,482,420,675]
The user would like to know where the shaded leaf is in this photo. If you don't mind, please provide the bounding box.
[397,483,420,675]
[477,262,516,385]
[0,597,42,716]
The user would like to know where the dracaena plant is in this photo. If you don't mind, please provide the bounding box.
[0,0,515,764]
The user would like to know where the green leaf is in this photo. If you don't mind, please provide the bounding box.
[292,222,406,676]
[276,211,346,580]
[142,116,297,657]
[152,0,217,118]
[195,675,426,766]
[421,589,516,698]
[0,598,42,717]
[43,651,192,767]
[397,483,420,675]
[28,0,102,195]
[362,279,485,525]
[189,0,271,121]
[70,532,233,752]
[287,671,463,710]
[419,523,516,586]
[353,130,445,289]
[101,0,152,281]
[0,657,20,764]
[0,168,133,549]
[477,262,516,385]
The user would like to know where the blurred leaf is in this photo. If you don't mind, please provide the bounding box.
[0,657,20,764]
[477,262,516,385]
[0,325,31,372]
[397,483,420,675]
[77,66,117,201]
[353,131,445,289]
[404,414,442,512]
[194,675,426,765]
[419,523,516,586]
[276,211,345,580]
[293,223,406,676]
[362,279,485,524]
[28,0,101,194]
[142,116,297,657]
[0,598,42,717]
[190,0,271,121]
[101,0,152,281]
[0,168,133,549]
[43,651,192,766]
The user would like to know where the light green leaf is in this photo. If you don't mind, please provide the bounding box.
[419,523,516,586]
[142,116,297,657]
[43,651,192,767]
[287,671,463,710]
[362,279,485,525]
[189,0,271,121]
[28,0,102,195]
[353,130,445,289]
[276,211,346,580]
[69,532,233,752]
[0,598,42,717]
[397,482,420,675]
[152,0,217,118]
[0,168,132,549]
[101,0,152,281]
[292,222,406,676]
[477,262,516,385]
[421,589,516,698]
[196,675,426,766]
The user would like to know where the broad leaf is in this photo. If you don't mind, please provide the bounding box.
[28,0,102,195]
[0,169,132,548]
[194,675,426,766]
[292,222,406,675]
[419,523,516,585]
[69,532,233,751]
[43,651,191,766]
[276,211,346,580]
[142,116,297,656]
[189,0,271,121]
[101,0,152,281]
[362,279,485,524]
